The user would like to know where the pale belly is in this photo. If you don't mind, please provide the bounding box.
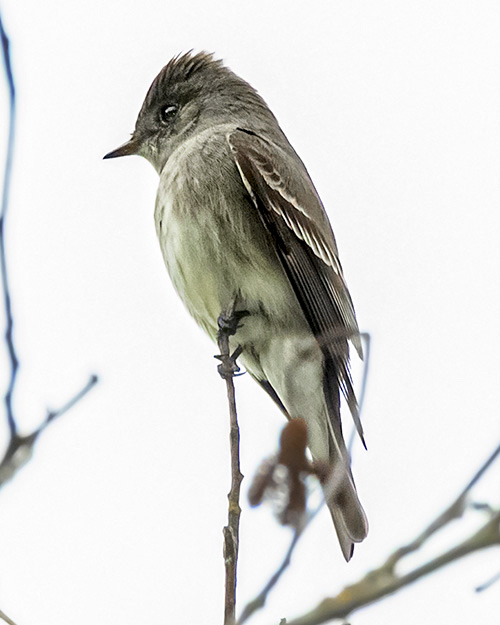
[155,184,305,347]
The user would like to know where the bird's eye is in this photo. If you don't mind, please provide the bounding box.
[160,104,178,125]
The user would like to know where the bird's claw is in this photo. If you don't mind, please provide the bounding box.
[215,344,244,379]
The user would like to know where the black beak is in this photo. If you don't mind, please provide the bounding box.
[103,137,140,160]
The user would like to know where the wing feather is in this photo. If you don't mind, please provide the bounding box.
[228,128,364,443]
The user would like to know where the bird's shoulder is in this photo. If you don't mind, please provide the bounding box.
[227,127,342,269]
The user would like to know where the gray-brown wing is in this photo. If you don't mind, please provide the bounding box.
[227,128,364,442]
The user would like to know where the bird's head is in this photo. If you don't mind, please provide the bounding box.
[104,51,274,173]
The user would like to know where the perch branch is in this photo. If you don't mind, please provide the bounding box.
[216,300,245,625]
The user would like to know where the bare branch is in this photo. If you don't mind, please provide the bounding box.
[348,331,371,455]
[0,375,98,489]
[383,440,500,569]
[285,514,500,625]
[0,12,98,489]
[356,332,371,419]
[476,568,500,593]
[237,529,302,625]
[0,11,18,439]
[217,301,246,625]
[277,441,500,625]
[0,609,18,625]
[43,373,99,429]
[240,443,349,625]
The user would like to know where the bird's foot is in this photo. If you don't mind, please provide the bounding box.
[215,344,245,379]
[215,306,249,380]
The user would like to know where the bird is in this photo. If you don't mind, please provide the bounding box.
[104,51,368,560]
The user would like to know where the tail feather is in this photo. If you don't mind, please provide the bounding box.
[326,462,369,560]
[329,502,355,561]
[322,352,368,560]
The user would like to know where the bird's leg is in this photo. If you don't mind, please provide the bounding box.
[215,300,249,379]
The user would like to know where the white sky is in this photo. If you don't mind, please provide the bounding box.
[1,1,500,624]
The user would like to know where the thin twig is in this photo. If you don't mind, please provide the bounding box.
[0,11,18,439]
[356,332,371,418]
[0,375,98,489]
[277,440,500,625]
[43,374,99,429]
[238,454,349,624]
[237,530,302,625]
[475,568,500,593]
[284,514,500,625]
[217,302,245,625]
[458,441,500,496]
[383,440,500,569]
[348,331,370,455]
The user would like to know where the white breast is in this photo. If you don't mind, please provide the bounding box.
[153,126,303,343]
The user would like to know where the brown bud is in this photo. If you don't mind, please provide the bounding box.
[277,418,311,474]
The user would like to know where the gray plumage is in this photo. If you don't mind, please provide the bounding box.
[104,51,368,560]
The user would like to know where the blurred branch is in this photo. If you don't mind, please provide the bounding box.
[0,375,98,488]
[216,301,246,625]
[240,427,352,625]
[0,12,98,489]
[0,10,18,439]
[475,568,500,592]
[348,332,371,455]
[0,609,18,625]
[281,441,500,625]
[356,332,371,419]
[237,520,302,625]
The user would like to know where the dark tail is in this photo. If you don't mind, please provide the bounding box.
[323,353,368,561]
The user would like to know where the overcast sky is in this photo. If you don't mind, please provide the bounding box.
[1,2,500,624]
